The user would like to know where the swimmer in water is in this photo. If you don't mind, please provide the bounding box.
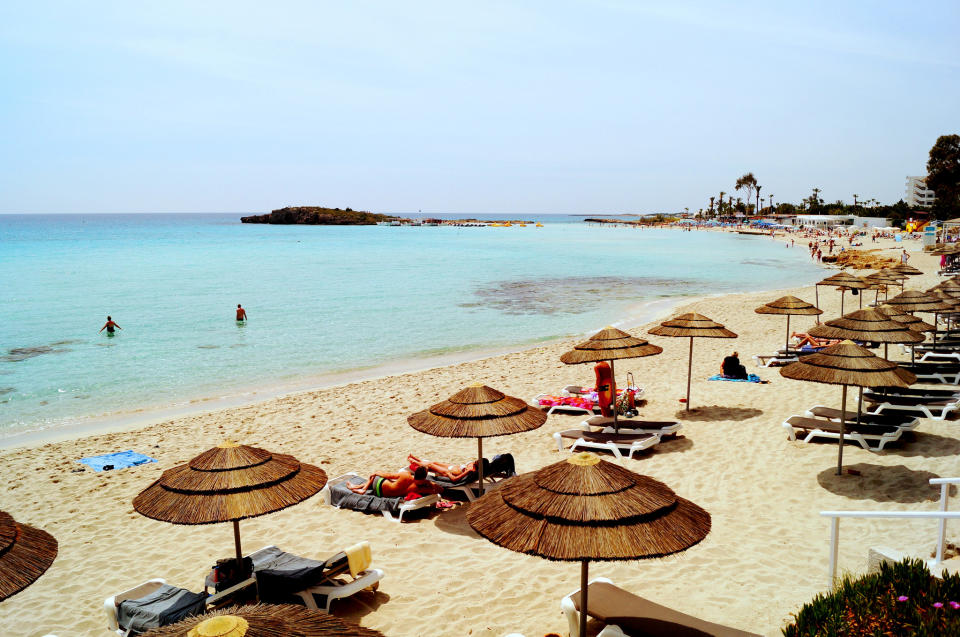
[99,316,121,334]
[236,304,247,322]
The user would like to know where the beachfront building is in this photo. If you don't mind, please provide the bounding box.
[789,214,890,229]
[905,175,936,208]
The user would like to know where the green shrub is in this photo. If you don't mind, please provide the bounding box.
[783,559,960,636]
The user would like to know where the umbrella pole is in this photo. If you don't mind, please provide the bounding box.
[837,385,847,476]
[884,343,889,360]
[579,560,589,637]
[841,290,845,316]
[859,290,863,309]
[685,337,693,411]
[610,358,618,434]
[856,387,863,428]
[785,315,791,354]
[477,438,484,495]
[815,285,820,324]
[233,519,243,565]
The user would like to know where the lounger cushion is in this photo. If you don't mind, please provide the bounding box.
[785,416,899,436]
[429,453,516,487]
[117,584,207,633]
[574,581,760,637]
[806,406,917,428]
[558,429,657,445]
[252,547,346,602]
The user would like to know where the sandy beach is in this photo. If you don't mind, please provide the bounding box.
[4,233,955,637]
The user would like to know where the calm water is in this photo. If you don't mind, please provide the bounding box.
[0,214,822,436]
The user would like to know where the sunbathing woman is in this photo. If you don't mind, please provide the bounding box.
[407,455,482,481]
[346,465,443,497]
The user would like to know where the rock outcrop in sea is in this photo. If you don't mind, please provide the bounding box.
[241,207,399,225]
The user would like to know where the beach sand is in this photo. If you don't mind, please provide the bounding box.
[3,234,955,637]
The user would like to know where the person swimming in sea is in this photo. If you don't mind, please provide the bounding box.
[236,304,247,322]
[99,316,122,335]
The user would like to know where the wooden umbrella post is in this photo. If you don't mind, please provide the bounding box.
[579,560,589,637]
[233,519,243,565]
[815,285,820,323]
[686,337,693,411]
[837,385,847,476]
[841,289,845,316]
[785,314,791,354]
[477,437,485,495]
[610,358,618,433]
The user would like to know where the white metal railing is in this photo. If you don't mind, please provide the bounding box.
[821,477,960,583]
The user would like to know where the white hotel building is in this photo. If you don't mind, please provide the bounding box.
[905,175,936,208]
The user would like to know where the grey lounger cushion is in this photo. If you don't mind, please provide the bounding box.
[117,584,206,634]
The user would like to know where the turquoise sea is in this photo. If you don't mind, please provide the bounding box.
[0,214,823,438]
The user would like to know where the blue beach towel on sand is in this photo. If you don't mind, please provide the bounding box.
[708,373,764,383]
[78,450,157,472]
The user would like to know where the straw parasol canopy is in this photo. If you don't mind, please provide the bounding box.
[139,604,386,637]
[560,326,663,431]
[809,309,924,346]
[408,384,546,491]
[931,244,960,255]
[754,296,822,353]
[864,271,902,303]
[817,272,869,315]
[780,341,915,475]
[0,511,57,602]
[885,290,953,314]
[649,313,736,411]
[876,305,936,333]
[134,442,327,565]
[888,263,923,276]
[467,452,710,637]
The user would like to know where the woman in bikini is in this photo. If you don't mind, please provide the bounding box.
[407,454,479,482]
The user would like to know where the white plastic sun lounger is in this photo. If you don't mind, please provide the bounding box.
[320,472,439,523]
[105,578,169,636]
[580,415,682,437]
[862,392,960,421]
[803,405,920,431]
[782,416,903,450]
[561,577,761,637]
[247,543,383,613]
[553,429,661,460]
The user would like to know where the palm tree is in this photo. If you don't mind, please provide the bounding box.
[735,173,758,213]
[709,196,715,217]
[718,191,726,215]
[756,184,762,216]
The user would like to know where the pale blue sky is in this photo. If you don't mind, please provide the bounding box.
[1,1,958,214]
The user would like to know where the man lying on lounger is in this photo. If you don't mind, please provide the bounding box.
[346,465,444,497]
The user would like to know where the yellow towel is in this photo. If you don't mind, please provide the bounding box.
[345,541,371,577]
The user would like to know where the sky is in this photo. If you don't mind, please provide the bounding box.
[1,1,958,215]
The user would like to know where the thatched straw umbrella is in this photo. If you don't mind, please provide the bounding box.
[0,511,57,602]
[817,272,869,316]
[780,341,915,475]
[864,271,901,304]
[134,442,327,566]
[467,452,710,637]
[139,603,385,636]
[754,296,822,354]
[408,385,546,493]
[885,291,953,356]
[888,263,923,277]
[876,305,936,333]
[559,326,663,432]
[649,313,736,411]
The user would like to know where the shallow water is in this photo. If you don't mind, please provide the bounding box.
[0,214,822,435]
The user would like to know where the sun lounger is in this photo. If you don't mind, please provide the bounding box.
[580,415,682,437]
[427,453,516,501]
[917,350,960,363]
[105,579,207,636]
[533,393,598,416]
[782,416,904,450]
[320,473,439,522]
[561,577,761,637]
[896,362,960,385]
[248,543,383,612]
[863,391,960,420]
[804,405,919,430]
[869,386,960,399]
[553,429,660,460]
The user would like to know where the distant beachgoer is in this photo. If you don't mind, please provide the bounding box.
[346,465,443,497]
[236,304,247,321]
[901,250,909,264]
[721,351,748,379]
[99,316,121,334]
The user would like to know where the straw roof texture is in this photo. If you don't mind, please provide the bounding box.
[927,288,960,311]
[808,309,924,344]
[931,244,960,255]
[876,306,935,332]
[780,341,915,388]
[467,453,710,562]
[133,443,327,525]
[140,604,385,636]
[0,511,57,601]
[648,313,737,338]
[888,263,923,276]
[408,384,546,438]
[818,272,869,289]
[559,326,663,364]
[754,296,822,316]
[884,290,953,313]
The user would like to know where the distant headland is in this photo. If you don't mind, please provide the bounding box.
[241,207,399,225]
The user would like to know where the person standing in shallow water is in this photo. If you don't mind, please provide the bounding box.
[99,316,121,335]
[236,304,248,322]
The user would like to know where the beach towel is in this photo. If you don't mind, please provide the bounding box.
[117,584,206,633]
[78,450,157,472]
[538,395,594,411]
[328,476,405,516]
[708,373,765,383]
